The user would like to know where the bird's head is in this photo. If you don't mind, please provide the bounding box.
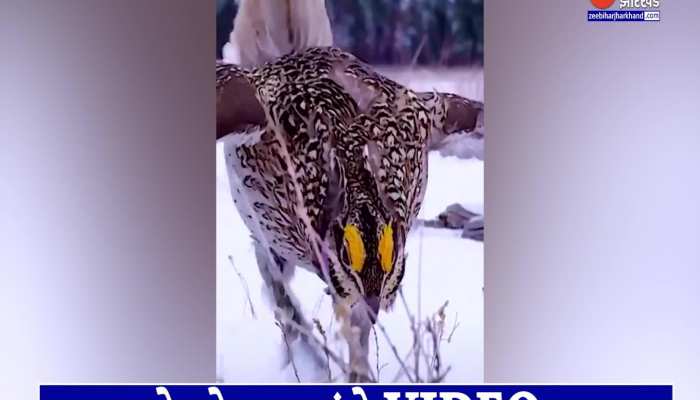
[327,201,407,322]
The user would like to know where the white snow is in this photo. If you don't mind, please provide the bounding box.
[217,69,484,383]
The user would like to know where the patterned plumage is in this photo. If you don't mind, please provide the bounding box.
[216,46,483,319]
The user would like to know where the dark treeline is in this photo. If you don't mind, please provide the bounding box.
[216,0,483,66]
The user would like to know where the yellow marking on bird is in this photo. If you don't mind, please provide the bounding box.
[379,224,394,273]
[344,224,366,272]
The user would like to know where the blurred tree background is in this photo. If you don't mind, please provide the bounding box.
[216,0,483,66]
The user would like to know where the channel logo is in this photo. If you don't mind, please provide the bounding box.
[588,0,661,22]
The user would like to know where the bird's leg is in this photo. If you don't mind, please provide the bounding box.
[347,305,373,382]
[254,243,327,372]
[254,244,306,340]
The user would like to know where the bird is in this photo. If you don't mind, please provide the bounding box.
[216,46,483,378]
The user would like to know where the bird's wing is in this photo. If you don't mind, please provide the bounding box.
[216,61,266,140]
[420,91,484,160]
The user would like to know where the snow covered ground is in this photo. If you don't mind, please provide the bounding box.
[217,68,483,383]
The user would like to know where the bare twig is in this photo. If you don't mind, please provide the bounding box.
[392,347,416,382]
[313,318,332,382]
[426,318,441,378]
[416,227,425,380]
[358,301,414,383]
[446,313,460,343]
[399,289,421,381]
[398,289,416,326]
[228,255,257,319]
[431,366,452,383]
[276,321,301,382]
[280,312,374,380]
[373,327,380,380]
[418,227,424,321]
[427,301,451,381]
[398,289,421,381]
[397,290,454,382]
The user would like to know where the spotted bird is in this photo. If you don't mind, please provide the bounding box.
[216,46,483,376]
